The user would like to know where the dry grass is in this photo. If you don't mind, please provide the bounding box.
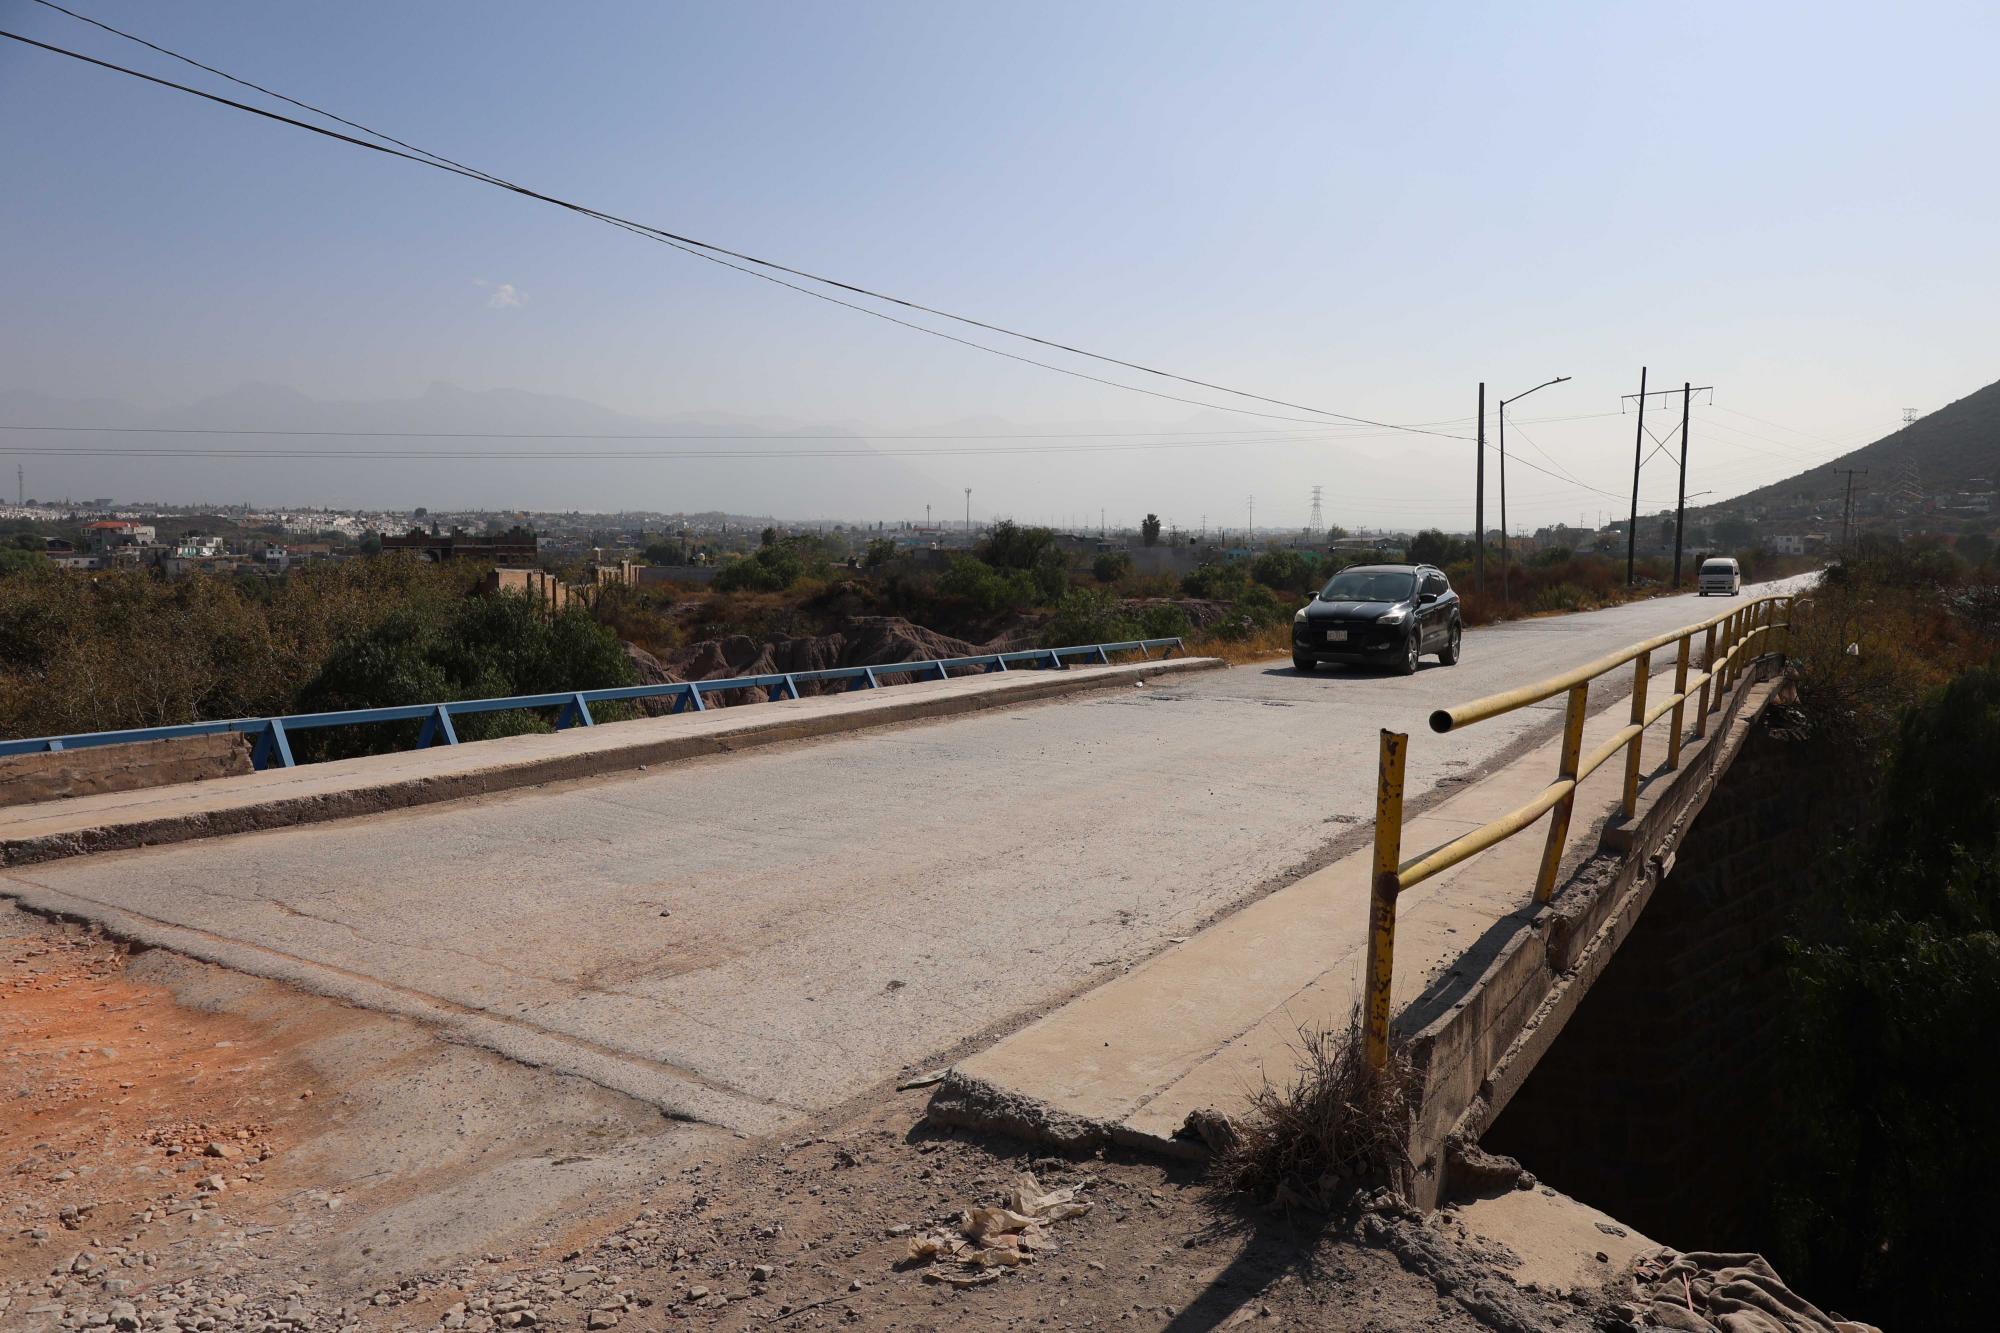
[1216,1010,1418,1211]
[1188,622,1293,665]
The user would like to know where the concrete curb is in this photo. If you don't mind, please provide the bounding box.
[0,656,1222,867]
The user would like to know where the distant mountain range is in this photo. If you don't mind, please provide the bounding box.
[1712,375,2000,519]
[0,383,949,518]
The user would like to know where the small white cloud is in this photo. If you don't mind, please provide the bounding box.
[472,278,524,309]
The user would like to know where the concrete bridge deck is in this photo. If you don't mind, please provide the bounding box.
[940,648,1786,1162]
[0,575,1813,1162]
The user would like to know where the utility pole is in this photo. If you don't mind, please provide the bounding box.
[1246,495,1254,540]
[1627,367,1647,587]
[1475,383,1486,593]
[1308,484,1323,537]
[1673,382,1691,587]
[1495,376,1568,604]
[1836,469,1869,553]
[964,488,971,536]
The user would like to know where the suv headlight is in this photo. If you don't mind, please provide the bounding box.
[1294,607,1309,622]
[1376,607,1409,625]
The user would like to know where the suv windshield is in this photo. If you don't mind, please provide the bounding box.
[1320,569,1417,602]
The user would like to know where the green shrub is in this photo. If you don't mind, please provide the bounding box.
[1044,588,1137,646]
[1092,551,1134,584]
[939,555,1036,615]
[295,594,634,758]
[1250,549,1318,595]
[1182,560,1251,600]
[1530,582,1587,613]
[1137,604,1194,641]
[1769,665,2000,1329]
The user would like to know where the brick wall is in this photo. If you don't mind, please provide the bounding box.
[1481,710,1864,1248]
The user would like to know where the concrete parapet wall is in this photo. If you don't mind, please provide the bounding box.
[1479,688,1859,1244]
[0,733,253,809]
[1401,657,1789,1210]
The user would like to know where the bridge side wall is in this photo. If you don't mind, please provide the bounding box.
[1478,708,1859,1245]
[1403,659,1793,1210]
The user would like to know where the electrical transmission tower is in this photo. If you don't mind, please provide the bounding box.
[1835,469,1870,552]
[1307,485,1323,537]
[1902,407,1919,428]
[1892,460,1922,517]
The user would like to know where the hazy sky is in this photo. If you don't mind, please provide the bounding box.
[3,0,1995,529]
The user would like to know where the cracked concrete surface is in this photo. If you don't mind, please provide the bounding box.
[0,581,1809,1149]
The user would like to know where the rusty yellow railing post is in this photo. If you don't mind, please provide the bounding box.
[1667,632,1692,770]
[1621,650,1651,816]
[1533,683,1590,902]
[1695,623,1718,735]
[1365,730,1407,1070]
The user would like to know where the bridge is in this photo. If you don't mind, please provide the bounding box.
[0,579,1812,1209]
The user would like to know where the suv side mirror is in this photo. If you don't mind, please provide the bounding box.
[1418,592,1438,605]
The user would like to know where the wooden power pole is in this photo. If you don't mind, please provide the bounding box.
[1627,367,1647,586]
[1672,382,1691,587]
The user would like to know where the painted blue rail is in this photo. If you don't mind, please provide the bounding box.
[0,638,1186,771]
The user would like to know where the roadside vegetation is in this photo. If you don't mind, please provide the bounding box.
[1750,535,2000,1330]
[0,510,1836,745]
[1217,1010,1418,1211]
[0,556,632,744]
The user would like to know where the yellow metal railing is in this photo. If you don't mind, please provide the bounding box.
[1362,593,1797,1067]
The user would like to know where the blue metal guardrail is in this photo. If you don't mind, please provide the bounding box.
[0,638,1186,771]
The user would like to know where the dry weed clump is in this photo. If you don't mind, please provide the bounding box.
[1216,1010,1418,1211]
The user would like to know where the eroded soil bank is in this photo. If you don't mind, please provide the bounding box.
[3,907,1637,1333]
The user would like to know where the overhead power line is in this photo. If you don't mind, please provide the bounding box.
[5,9,1467,441]
[0,423,1369,442]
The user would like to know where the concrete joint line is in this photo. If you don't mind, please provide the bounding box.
[0,876,799,1137]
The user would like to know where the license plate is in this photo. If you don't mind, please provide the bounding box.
[1325,630,1348,642]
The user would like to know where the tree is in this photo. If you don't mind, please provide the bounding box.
[295,593,634,758]
[1141,514,1162,547]
[1326,524,1350,542]
[1250,549,1317,595]
[760,526,777,547]
[1406,529,1467,567]
[1092,551,1133,584]
[862,537,898,569]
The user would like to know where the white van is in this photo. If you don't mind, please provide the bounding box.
[1697,557,1742,596]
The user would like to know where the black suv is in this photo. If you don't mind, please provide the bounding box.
[1291,563,1461,675]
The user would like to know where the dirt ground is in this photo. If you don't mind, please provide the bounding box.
[2,909,1615,1333]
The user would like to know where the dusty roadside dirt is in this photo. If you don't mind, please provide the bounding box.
[3,909,1611,1332]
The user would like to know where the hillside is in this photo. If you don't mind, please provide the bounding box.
[1712,376,2000,520]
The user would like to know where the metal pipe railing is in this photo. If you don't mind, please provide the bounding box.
[1360,595,1795,1068]
[0,637,1186,771]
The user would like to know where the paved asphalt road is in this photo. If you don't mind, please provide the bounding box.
[2,575,1813,1132]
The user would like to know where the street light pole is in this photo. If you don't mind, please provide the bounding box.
[1495,376,1570,605]
[1475,383,1486,593]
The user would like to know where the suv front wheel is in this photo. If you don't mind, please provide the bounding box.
[1397,629,1420,675]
